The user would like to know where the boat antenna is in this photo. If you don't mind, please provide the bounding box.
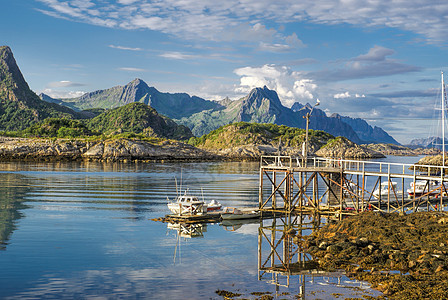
[201,187,205,202]
[442,71,446,167]
[180,168,183,194]
[175,177,179,196]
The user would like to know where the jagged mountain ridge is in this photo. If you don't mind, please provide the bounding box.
[330,113,399,145]
[43,78,223,119]
[0,46,81,131]
[41,75,397,144]
[409,137,447,149]
[179,86,362,142]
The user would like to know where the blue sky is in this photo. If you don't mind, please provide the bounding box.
[1,0,448,143]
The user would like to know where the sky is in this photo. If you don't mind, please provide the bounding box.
[1,0,448,144]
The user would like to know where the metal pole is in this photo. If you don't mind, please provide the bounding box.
[442,71,446,167]
[304,112,310,167]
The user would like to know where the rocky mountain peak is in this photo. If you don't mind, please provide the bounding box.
[243,86,283,108]
[0,46,30,98]
[128,78,150,89]
[0,46,78,130]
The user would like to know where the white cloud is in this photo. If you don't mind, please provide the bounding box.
[311,46,420,81]
[258,42,292,52]
[334,91,366,99]
[118,0,139,4]
[334,91,351,99]
[47,80,85,88]
[234,64,317,107]
[41,88,86,99]
[36,0,448,45]
[118,67,147,72]
[108,44,142,51]
[355,45,395,62]
[293,79,317,101]
[159,52,196,60]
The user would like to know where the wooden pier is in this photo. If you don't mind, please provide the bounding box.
[259,155,448,216]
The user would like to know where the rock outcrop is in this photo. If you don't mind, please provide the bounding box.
[0,137,217,161]
[365,143,440,156]
[315,137,385,159]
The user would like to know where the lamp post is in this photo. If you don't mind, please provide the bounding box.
[302,99,320,167]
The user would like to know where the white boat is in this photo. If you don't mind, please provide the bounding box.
[167,194,207,215]
[407,180,442,197]
[373,181,401,197]
[167,193,222,215]
[207,199,222,212]
[220,207,260,220]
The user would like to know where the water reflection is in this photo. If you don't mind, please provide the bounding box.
[0,173,31,250]
[167,222,207,239]
[258,213,379,299]
[0,160,385,299]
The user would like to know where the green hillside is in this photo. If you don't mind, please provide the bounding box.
[87,102,193,140]
[189,122,333,150]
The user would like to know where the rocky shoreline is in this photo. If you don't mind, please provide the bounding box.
[298,212,448,299]
[0,137,219,161]
[0,137,435,162]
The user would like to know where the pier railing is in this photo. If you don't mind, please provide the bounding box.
[311,157,448,181]
[259,155,448,215]
[261,156,448,180]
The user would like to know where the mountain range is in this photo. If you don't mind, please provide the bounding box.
[408,137,447,149]
[41,78,399,144]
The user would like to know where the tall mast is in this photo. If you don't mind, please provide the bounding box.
[442,71,446,167]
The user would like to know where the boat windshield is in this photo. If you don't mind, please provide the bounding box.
[178,196,199,203]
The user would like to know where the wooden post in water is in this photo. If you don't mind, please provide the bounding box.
[340,170,343,219]
[272,170,276,209]
[259,165,263,210]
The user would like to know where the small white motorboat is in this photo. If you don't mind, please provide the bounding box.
[167,194,207,215]
[407,180,442,197]
[206,199,222,212]
[373,181,401,197]
[167,193,222,215]
[220,207,260,220]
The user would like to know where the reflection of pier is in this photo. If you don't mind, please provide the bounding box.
[167,222,207,238]
[258,214,372,298]
[259,156,448,215]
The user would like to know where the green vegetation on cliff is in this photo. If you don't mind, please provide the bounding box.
[20,118,94,138]
[87,102,193,140]
[189,122,333,150]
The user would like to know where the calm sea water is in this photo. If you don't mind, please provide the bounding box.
[0,156,420,299]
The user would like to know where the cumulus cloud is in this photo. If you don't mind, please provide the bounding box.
[234,64,317,107]
[334,91,351,99]
[35,0,448,45]
[333,92,366,99]
[41,88,86,99]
